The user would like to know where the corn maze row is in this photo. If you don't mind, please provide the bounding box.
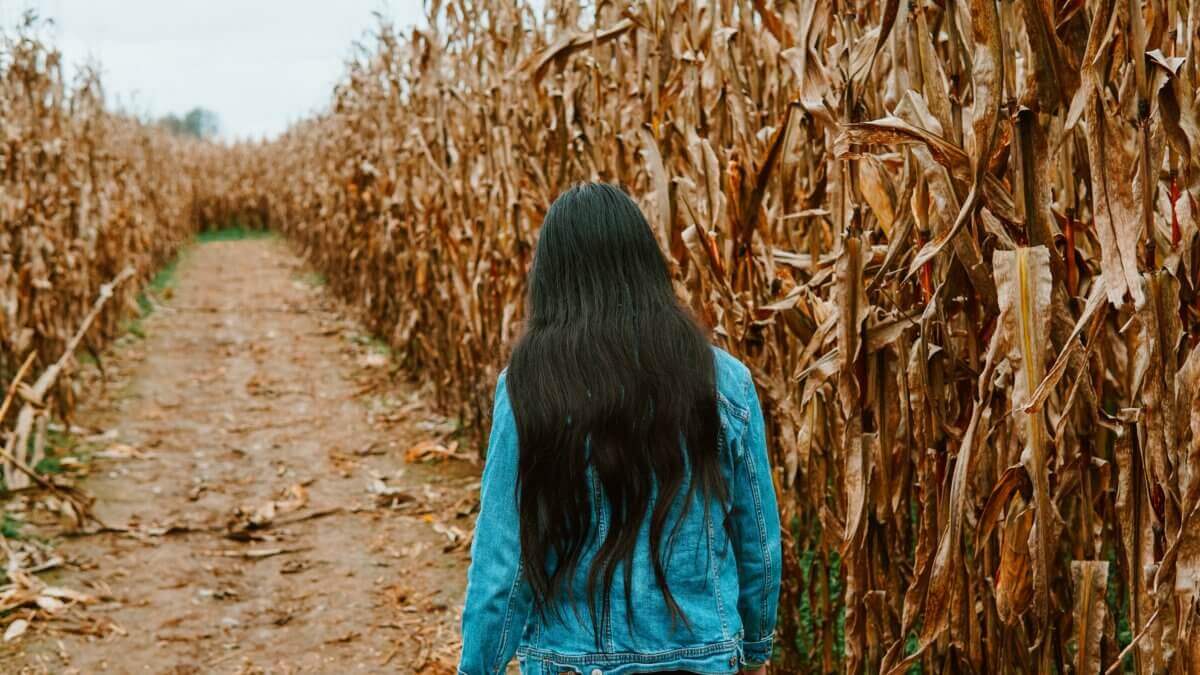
[6,1,1200,671]
[0,22,247,491]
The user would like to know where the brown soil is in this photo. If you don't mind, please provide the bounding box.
[1,238,476,674]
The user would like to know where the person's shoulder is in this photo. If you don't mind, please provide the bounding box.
[710,345,753,419]
[711,345,751,387]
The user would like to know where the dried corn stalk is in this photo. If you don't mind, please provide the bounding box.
[1,19,226,426]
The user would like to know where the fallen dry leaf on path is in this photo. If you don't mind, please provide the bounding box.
[201,547,312,560]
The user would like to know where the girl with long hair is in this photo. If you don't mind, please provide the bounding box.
[458,183,781,674]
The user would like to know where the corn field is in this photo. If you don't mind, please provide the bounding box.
[1,19,232,486]
[7,0,1200,671]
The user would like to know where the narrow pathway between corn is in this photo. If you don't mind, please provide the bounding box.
[3,237,475,674]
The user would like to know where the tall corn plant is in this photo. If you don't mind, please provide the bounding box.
[1,18,233,424]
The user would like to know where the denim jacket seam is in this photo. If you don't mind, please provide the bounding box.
[741,407,772,635]
[490,557,526,674]
[716,391,749,425]
[740,371,753,417]
[605,598,614,652]
[706,502,729,640]
[741,633,774,667]
[516,637,740,665]
[743,632,774,647]
[592,469,614,652]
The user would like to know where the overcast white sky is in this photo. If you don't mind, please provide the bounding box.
[0,1,427,141]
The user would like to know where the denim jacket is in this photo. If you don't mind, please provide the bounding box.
[458,347,781,675]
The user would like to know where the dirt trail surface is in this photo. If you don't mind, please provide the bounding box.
[2,239,478,674]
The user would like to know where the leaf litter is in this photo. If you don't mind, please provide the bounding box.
[1,241,477,672]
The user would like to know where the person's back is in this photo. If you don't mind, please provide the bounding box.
[458,183,781,675]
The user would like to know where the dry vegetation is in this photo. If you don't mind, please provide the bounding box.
[0,20,240,641]
[234,0,1200,671]
[0,21,233,475]
[7,0,1200,671]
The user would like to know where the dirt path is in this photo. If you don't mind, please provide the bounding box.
[3,238,476,674]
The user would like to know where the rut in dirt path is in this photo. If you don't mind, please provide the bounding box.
[5,238,478,674]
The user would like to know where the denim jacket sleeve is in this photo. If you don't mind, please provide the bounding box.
[458,371,534,675]
[729,374,782,667]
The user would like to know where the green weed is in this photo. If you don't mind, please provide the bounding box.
[33,455,63,475]
[121,249,184,337]
[197,225,274,242]
[298,271,326,287]
[2,515,23,540]
[136,255,181,315]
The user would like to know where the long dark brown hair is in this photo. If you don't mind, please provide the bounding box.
[506,182,728,636]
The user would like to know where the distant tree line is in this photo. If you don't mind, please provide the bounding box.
[158,107,219,139]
